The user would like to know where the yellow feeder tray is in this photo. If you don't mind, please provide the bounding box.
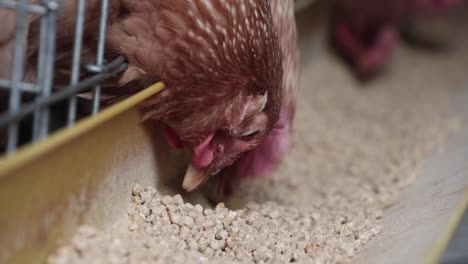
[0,83,174,264]
[426,190,468,264]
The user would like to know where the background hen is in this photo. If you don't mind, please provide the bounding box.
[330,0,463,80]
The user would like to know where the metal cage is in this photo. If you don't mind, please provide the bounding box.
[0,0,127,155]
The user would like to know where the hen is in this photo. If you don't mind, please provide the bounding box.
[0,0,299,195]
[330,0,462,79]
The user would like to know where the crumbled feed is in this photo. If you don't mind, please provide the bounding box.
[49,10,468,264]
[50,185,377,264]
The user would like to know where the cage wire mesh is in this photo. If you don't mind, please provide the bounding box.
[0,0,127,156]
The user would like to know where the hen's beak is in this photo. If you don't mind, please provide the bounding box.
[182,164,210,192]
[183,133,216,191]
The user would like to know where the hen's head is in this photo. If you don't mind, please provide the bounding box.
[104,0,285,191]
[163,88,282,192]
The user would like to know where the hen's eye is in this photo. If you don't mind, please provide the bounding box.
[240,130,259,140]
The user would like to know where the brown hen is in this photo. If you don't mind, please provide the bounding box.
[0,0,299,195]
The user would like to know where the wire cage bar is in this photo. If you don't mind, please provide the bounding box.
[0,0,128,156]
[6,0,29,154]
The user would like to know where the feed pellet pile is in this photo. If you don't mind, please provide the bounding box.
[49,8,468,264]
